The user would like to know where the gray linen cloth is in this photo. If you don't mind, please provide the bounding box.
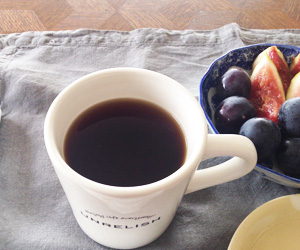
[0,23,299,250]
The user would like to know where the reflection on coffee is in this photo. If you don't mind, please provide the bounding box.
[64,98,186,187]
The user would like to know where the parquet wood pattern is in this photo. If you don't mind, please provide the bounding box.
[1,0,300,33]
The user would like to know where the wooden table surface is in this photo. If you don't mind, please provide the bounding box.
[0,0,300,33]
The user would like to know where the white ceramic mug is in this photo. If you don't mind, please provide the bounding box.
[44,68,257,249]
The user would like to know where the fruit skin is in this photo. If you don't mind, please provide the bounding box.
[290,53,300,77]
[286,72,300,99]
[214,96,256,134]
[216,66,251,99]
[239,117,281,160]
[278,97,300,137]
[252,46,291,93]
[249,51,285,124]
[276,138,300,178]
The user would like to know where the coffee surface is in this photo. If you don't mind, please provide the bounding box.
[64,98,186,186]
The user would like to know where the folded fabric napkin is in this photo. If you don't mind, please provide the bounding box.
[0,23,299,250]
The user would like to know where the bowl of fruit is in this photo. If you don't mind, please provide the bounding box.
[199,43,300,188]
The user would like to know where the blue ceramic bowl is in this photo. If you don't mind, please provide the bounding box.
[199,43,300,188]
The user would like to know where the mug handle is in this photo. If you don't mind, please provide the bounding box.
[185,134,257,194]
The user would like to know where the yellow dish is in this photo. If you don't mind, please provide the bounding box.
[228,194,300,250]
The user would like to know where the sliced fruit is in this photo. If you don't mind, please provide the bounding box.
[249,51,285,124]
[267,46,291,92]
[286,72,300,99]
[253,46,291,92]
[290,53,300,77]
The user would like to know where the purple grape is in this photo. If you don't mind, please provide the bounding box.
[278,97,300,137]
[214,96,256,134]
[239,117,281,160]
[216,67,251,99]
[276,138,300,178]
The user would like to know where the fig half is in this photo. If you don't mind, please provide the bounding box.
[290,53,300,78]
[249,52,285,124]
[253,46,291,93]
[287,72,300,99]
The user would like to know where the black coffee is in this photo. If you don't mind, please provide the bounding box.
[64,98,186,187]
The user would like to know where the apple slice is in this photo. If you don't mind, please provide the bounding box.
[249,51,286,124]
[253,46,291,92]
[286,72,300,99]
[290,53,300,77]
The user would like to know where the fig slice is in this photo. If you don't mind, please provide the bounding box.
[290,53,300,78]
[249,51,285,124]
[286,72,300,99]
[253,46,291,92]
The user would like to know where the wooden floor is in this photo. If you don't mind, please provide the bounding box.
[0,0,300,33]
